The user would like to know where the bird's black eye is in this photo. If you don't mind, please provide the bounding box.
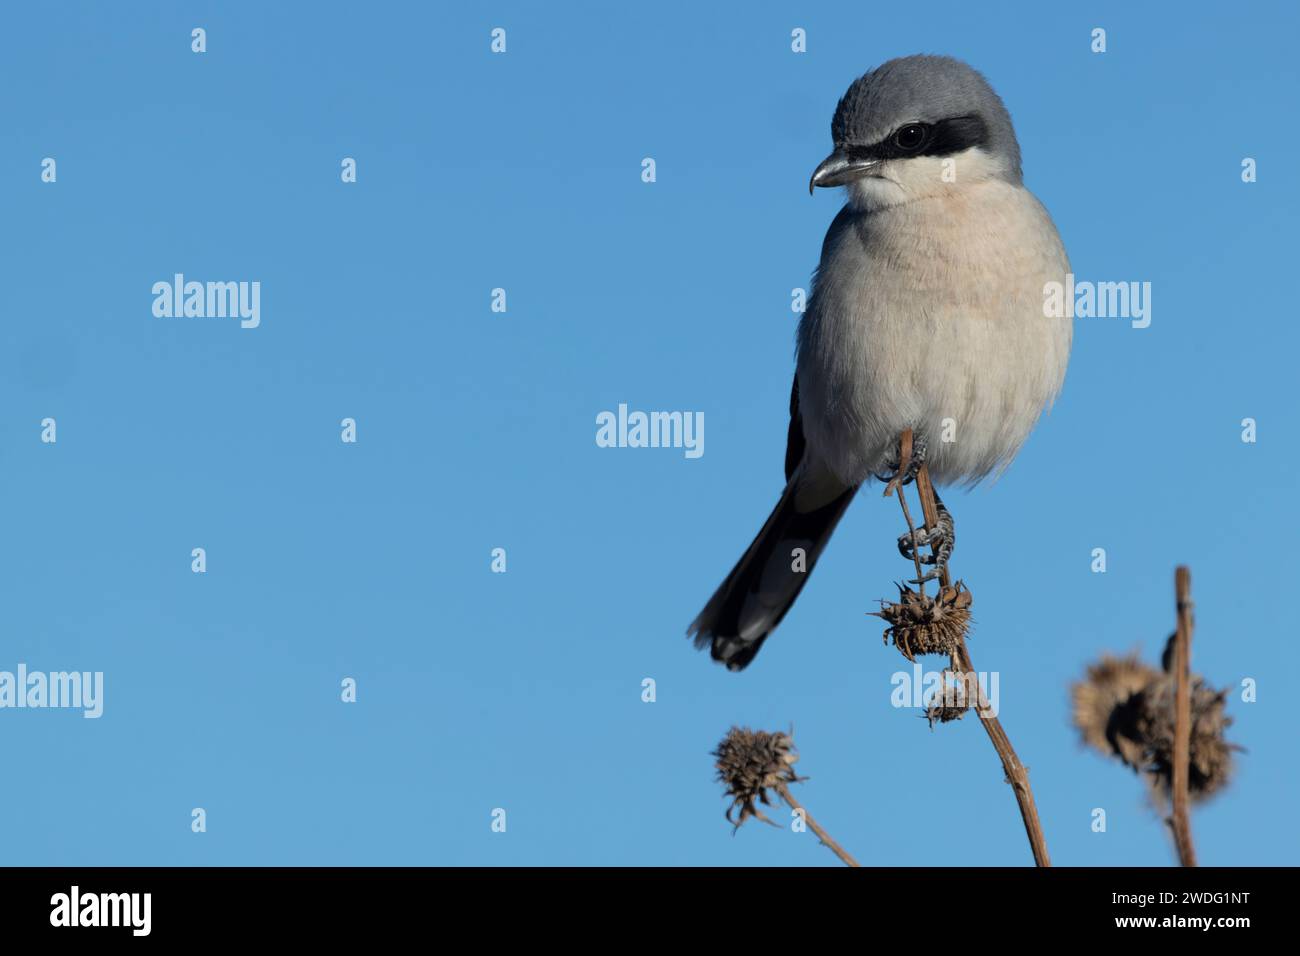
[893,123,928,151]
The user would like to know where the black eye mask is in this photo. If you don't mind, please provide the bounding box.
[839,114,991,163]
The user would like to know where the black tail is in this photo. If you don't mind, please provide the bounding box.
[688,478,858,670]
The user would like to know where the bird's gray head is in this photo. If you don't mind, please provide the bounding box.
[810,55,1023,210]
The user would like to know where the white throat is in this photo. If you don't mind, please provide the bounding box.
[846,147,1013,213]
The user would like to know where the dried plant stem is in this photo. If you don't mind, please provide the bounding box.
[914,462,1052,868]
[773,781,860,867]
[952,641,1052,867]
[914,465,949,589]
[885,428,927,595]
[1170,566,1198,867]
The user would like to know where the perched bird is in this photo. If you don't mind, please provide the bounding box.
[689,55,1071,671]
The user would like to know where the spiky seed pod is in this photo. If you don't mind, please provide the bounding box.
[925,697,969,727]
[1071,654,1160,766]
[923,668,975,727]
[712,727,802,828]
[872,581,972,661]
[1135,674,1235,801]
[1071,654,1236,803]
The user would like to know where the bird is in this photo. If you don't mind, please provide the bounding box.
[689,54,1072,671]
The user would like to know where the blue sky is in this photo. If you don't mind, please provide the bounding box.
[1,1,1295,866]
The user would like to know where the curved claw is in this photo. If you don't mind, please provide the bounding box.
[896,495,956,577]
[897,527,934,562]
[875,433,930,488]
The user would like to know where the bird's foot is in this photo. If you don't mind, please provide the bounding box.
[874,432,929,488]
[896,495,955,585]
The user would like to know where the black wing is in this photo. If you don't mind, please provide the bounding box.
[783,204,861,485]
[784,377,804,483]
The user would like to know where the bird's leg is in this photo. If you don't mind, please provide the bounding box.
[881,430,929,593]
[897,490,955,585]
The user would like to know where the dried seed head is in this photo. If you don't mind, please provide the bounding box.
[712,727,802,828]
[872,581,972,661]
[1135,674,1235,801]
[1072,654,1236,803]
[925,697,967,723]
[1071,654,1160,763]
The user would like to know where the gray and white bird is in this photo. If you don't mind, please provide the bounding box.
[689,54,1071,671]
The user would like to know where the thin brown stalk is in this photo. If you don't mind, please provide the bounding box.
[914,465,948,589]
[774,781,860,867]
[952,641,1052,867]
[1170,566,1198,867]
[914,462,1052,867]
[885,428,927,595]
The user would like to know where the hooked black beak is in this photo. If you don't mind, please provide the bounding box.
[808,148,880,195]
